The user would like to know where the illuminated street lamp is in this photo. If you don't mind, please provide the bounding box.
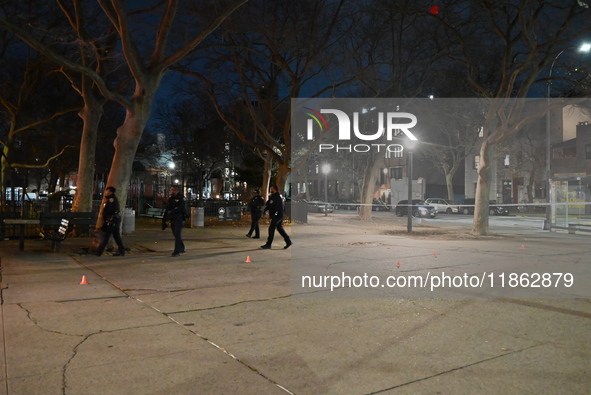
[322,163,331,217]
[406,140,417,233]
[545,43,590,230]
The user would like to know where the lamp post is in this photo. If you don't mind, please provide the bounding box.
[322,163,331,216]
[545,43,590,230]
[406,140,416,233]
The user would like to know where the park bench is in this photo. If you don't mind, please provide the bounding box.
[567,222,591,235]
[140,207,165,220]
[40,212,98,252]
[0,212,20,239]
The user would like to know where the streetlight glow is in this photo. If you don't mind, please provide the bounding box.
[580,43,591,53]
[322,163,330,216]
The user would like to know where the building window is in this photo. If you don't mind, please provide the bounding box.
[557,147,577,158]
[504,154,510,167]
[586,144,591,160]
[474,155,480,170]
[315,164,319,174]
[478,127,484,137]
[390,167,403,180]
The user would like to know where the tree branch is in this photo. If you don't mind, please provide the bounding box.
[159,0,249,71]
[9,146,75,169]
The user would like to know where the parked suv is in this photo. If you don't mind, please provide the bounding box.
[394,200,437,218]
[460,198,509,216]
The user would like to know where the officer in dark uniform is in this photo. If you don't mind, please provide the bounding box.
[261,185,292,250]
[162,186,189,257]
[95,186,126,256]
[246,189,265,239]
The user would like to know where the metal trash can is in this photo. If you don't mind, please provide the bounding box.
[122,208,135,234]
[191,207,204,228]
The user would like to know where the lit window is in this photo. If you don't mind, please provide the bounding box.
[474,155,480,170]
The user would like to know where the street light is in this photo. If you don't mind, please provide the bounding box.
[322,163,331,216]
[406,140,417,233]
[545,43,590,230]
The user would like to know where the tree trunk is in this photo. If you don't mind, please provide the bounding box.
[72,103,103,214]
[1,143,10,197]
[359,157,380,220]
[526,167,536,204]
[276,162,290,196]
[471,141,493,236]
[445,172,455,201]
[97,78,161,229]
[261,154,272,201]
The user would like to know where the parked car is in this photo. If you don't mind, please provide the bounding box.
[394,200,438,218]
[425,198,459,214]
[460,198,509,216]
[372,198,390,211]
[334,198,359,211]
[308,198,334,213]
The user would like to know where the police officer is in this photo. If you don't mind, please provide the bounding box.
[162,186,189,257]
[261,185,292,250]
[246,189,265,239]
[95,186,126,256]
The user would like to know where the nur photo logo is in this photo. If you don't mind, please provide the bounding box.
[299,101,418,154]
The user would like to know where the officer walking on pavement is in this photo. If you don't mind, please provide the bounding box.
[162,185,189,257]
[261,185,292,250]
[246,189,265,239]
[95,186,126,256]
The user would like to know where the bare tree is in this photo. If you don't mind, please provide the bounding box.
[153,97,228,199]
[419,100,485,200]
[334,1,449,220]
[0,0,248,225]
[0,54,79,203]
[182,0,352,196]
[434,0,591,235]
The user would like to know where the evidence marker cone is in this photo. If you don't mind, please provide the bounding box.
[80,275,88,285]
[245,256,252,263]
[433,251,438,258]
[396,260,401,268]
[521,245,525,250]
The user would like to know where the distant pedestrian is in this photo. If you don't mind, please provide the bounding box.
[95,186,126,256]
[246,189,265,239]
[261,185,292,250]
[162,186,189,257]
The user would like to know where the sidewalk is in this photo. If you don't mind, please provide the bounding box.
[0,214,589,394]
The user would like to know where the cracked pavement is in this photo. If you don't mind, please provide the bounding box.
[0,214,590,394]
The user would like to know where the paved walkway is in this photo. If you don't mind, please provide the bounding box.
[0,214,589,394]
